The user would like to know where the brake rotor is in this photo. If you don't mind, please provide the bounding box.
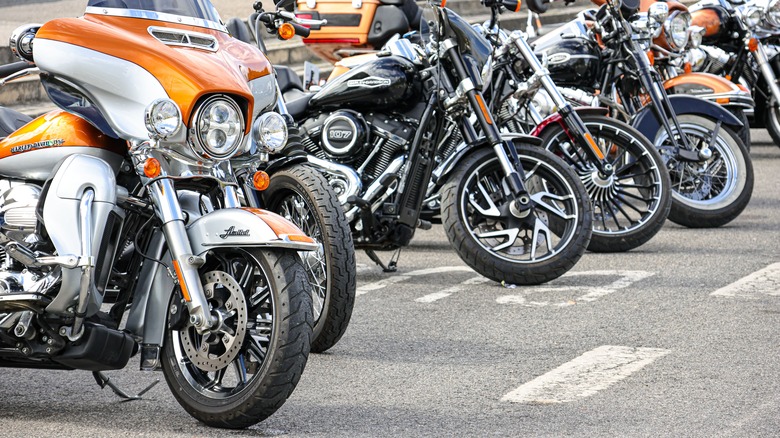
[180,270,248,372]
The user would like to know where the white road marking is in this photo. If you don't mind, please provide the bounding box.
[710,262,780,298]
[501,345,670,404]
[496,270,655,307]
[356,266,475,296]
[415,276,491,303]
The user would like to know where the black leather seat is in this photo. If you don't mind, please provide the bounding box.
[285,93,314,121]
[0,107,33,139]
[275,65,305,95]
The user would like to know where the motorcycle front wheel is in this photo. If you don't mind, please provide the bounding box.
[161,248,313,429]
[655,114,754,228]
[261,164,356,353]
[441,145,592,285]
[539,115,672,252]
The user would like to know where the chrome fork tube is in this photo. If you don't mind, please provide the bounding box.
[223,185,241,208]
[754,41,780,107]
[149,179,214,331]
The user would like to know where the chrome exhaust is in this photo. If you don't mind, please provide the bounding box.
[307,155,362,206]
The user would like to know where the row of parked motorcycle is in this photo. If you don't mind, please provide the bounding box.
[0,0,770,430]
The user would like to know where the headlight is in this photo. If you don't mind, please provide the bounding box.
[252,112,288,153]
[767,0,780,27]
[664,11,691,50]
[190,95,244,160]
[144,98,181,140]
[742,6,763,28]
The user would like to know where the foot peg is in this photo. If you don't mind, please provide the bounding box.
[93,371,159,402]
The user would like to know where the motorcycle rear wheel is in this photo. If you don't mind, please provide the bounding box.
[539,115,672,252]
[441,145,592,285]
[261,164,356,353]
[655,114,754,228]
[161,248,313,429]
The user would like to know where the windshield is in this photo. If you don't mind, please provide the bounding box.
[86,0,223,25]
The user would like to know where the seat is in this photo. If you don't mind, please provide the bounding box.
[275,65,305,95]
[0,107,33,139]
[285,93,314,121]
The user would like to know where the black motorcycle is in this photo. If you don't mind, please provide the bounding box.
[532,0,754,228]
[470,1,672,253]
[259,0,594,285]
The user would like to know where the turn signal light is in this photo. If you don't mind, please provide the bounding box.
[143,158,161,178]
[253,170,270,191]
[646,51,654,66]
[684,62,692,74]
[748,38,759,52]
[279,23,295,40]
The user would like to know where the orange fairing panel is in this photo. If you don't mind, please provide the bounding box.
[691,9,721,37]
[0,110,126,159]
[240,207,316,245]
[35,15,273,132]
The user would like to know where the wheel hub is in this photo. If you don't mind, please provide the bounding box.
[180,271,248,372]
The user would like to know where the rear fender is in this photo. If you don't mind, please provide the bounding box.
[631,94,743,141]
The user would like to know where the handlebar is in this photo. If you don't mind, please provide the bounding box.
[0,61,32,79]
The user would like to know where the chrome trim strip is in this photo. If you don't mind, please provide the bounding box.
[85,7,227,33]
[147,26,219,52]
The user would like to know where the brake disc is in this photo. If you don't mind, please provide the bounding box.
[180,270,248,372]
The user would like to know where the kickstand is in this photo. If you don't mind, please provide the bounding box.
[365,249,401,273]
[93,371,160,402]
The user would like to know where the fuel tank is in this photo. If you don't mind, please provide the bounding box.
[690,3,731,44]
[532,36,602,90]
[0,111,126,180]
[309,55,418,111]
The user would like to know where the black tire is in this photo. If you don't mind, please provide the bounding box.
[441,145,592,285]
[764,104,780,148]
[161,248,313,429]
[539,115,672,252]
[654,114,754,228]
[728,108,751,150]
[262,164,356,353]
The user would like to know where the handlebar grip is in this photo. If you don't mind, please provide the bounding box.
[0,61,31,78]
[292,23,310,38]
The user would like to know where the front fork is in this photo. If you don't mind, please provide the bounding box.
[147,179,241,333]
[753,39,780,109]
[442,40,532,213]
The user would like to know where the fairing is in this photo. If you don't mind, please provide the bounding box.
[34,13,273,140]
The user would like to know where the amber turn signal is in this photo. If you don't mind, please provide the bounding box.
[646,51,654,66]
[143,158,161,178]
[279,23,295,40]
[683,62,692,74]
[253,171,270,191]
[748,38,759,52]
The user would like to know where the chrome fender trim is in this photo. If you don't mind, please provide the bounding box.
[186,207,318,253]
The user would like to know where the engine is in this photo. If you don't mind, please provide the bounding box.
[301,111,416,188]
[0,182,47,294]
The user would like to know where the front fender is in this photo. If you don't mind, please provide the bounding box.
[530,106,609,137]
[434,133,542,185]
[664,72,754,109]
[187,207,318,254]
[631,94,743,141]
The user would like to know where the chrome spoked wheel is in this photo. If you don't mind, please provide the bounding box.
[161,247,313,429]
[654,114,753,228]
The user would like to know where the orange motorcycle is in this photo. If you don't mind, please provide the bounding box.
[638,0,754,146]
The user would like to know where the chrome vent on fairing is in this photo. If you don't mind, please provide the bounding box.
[148,27,218,52]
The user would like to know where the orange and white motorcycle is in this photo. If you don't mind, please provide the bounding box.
[0,0,320,429]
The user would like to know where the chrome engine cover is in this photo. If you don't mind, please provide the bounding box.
[0,183,41,242]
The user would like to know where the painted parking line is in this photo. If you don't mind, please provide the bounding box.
[356,266,475,296]
[415,276,492,303]
[711,262,780,299]
[496,270,655,307]
[501,345,670,404]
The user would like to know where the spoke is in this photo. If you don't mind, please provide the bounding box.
[615,189,651,202]
[468,179,502,217]
[609,145,628,166]
[615,195,647,214]
[249,284,270,308]
[475,228,520,252]
[246,336,267,363]
[530,219,553,260]
[603,198,624,229]
[523,162,541,181]
[234,356,248,385]
[530,192,576,220]
[203,367,227,390]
